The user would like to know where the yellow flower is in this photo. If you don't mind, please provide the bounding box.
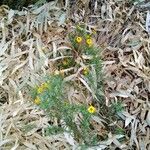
[76,36,82,43]
[34,97,41,105]
[37,82,48,94]
[88,105,96,114]
[82,67,89,75]
[86,38,93,46]
[43,83,48,88]
[37,87,43,94]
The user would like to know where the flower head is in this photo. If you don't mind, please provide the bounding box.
[82,67,89,75]
[86,38,93,46]
[76,36,82,43]
[34,97,41,105]
[88,105,96,114]
[37,82,48,94]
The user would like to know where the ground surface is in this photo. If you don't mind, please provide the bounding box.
[0,0,150,149]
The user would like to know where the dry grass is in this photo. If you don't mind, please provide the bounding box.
[0,0,150,149]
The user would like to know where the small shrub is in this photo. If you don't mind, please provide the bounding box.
[30,24,124,146]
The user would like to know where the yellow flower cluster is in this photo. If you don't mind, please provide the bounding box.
[37,82,48,94]
[34,97,41,105]
[88,105,96,113]
[75,36,93,47]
